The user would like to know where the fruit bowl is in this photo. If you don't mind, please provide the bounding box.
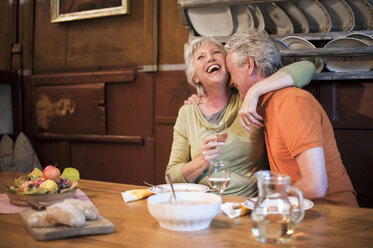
[6,187,77,206]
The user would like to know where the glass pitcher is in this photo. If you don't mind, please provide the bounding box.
[250,170,305,244]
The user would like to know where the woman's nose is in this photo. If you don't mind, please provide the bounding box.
[207,53,215,61]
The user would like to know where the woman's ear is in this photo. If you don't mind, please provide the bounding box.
[247,57,255,75]
[193,74,200,84]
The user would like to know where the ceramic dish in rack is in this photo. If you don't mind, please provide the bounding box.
[281,36,324,73]
[247,4,265,31]
[243,197,314,211]
[319,0,355,31]
[149,183,210,194]
[344,0,373,30]
[187,6,234,37]
[274,40,296,66]
[257,3,293,35]
[324,37,373,72]
[230,4,254,34]
[276,1,309,33]
[346,33,373,46]
[293,0,331,33]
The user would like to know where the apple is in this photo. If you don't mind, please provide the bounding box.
[43,165,61,180]
[34,178,46,186]
[19,181,37,192]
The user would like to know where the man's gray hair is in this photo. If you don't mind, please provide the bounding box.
[225,29,283,77]
[184,36,227,96]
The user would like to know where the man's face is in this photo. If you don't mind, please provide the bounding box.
[226,52,255,100]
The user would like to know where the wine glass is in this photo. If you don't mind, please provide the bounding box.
[208,160,231,196]
[207,120,230,195]
[208,120,228,162]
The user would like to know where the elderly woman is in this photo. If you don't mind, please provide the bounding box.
[165,36,315,196]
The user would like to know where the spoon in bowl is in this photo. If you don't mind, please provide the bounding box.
[165,174,177,204]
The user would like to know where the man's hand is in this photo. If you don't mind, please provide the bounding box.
[184,94,203,105]
[239,89,264,133]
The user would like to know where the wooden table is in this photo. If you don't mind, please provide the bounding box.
[1,172,373,248]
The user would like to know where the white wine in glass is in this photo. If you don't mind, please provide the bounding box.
[208,160,231,195]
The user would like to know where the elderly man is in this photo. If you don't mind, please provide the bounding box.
[225,30,358,207]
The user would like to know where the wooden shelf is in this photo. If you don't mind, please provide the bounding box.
[312,71,373,81]
[279,47,373,57]
[177,0,291,9]
[35,133,144,145]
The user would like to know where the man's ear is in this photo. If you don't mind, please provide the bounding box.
[246,57,255,75]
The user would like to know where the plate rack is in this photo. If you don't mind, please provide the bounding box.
[177,0,373,80]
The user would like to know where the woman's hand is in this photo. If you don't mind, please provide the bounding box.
[239,88,264,133]
[201,135,225,162]
[184,94,203,105]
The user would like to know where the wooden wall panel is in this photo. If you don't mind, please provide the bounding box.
[318,80,373,208]
[335,130,373,208]
[34,0,67,73]
[35,84,106,134]
[34,140,71,170]
[154,124,174,184]
[155,70,194,118]
[107,72,153,137]
[154,70,194,184]
[0,1,13,70]
[71,140,154,184]
[65,1,145,71]
[159,0,189,65]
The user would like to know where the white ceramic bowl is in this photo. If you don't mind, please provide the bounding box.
[147,192,221,232]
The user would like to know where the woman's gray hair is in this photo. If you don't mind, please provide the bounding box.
[224,29,283,77]
[184,36,226,96]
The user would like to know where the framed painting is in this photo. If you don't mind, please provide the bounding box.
[51,0,130,23]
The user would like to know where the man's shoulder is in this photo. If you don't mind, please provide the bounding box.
[268,87,313,101]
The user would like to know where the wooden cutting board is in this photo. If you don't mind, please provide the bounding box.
[19,208,114,240]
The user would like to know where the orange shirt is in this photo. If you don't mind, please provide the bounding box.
[260,87,358,207]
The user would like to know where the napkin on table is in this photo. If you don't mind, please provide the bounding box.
[221,202,251,219]
[121,189,155,203]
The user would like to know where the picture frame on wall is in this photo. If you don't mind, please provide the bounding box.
[50,0,130,23]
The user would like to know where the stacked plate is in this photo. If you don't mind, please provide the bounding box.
[292,0,331,33]
[318,0,354,32]
[257,3,293,35]
[274,40,296,66]
[276,1,309,33]
[281,36,324,73]
[324,35,373,72]
[185,1,372,37]
[186,6,234,37]
[344,0,373,30]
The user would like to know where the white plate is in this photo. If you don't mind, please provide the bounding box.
[187,6,234,37]
[319,0,355,31]
[243,196,314,211]
[293,0,331,33]
[274,40,296,66]
[257,3,293,35]
[281,36,324,73]
[344,0,373,30]
[248,4,265,31]
[149,183,210,194]
[276,1,309,33]
[230,4,254,34]
[346,33,373,46]
[324,37,373,72]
